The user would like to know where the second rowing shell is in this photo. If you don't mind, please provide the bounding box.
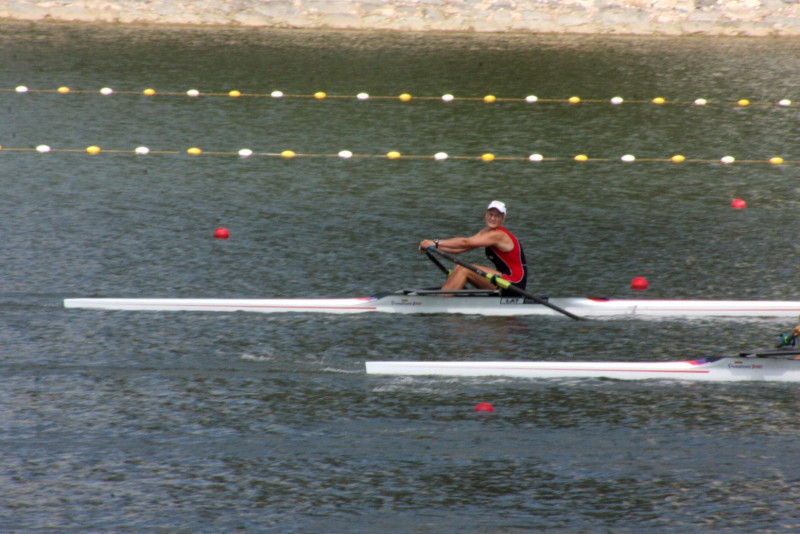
[365,356,800,382]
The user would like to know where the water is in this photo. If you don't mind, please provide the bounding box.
[2,22,800,531]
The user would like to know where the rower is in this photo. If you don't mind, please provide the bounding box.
[419,200,527,296]
[776,315,800,348]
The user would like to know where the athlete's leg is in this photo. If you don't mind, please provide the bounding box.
[441,265,502,291]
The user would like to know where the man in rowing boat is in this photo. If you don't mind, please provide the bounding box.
[419,200,528,294]
[776,316,800,348]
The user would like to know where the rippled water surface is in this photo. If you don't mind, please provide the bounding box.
[2,22,800,531]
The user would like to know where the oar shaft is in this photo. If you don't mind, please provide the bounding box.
[427,246,584,321]
[424,249,451,276]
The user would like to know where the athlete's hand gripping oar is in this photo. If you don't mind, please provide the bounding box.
[427,246,585,321]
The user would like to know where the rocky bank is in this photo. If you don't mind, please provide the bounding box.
[2,0,800,36]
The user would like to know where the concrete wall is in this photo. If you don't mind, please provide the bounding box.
[2,0,800,36]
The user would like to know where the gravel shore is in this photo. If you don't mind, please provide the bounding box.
[2,0,800,36]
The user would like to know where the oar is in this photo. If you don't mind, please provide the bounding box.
[426,246,585,321]
[739,348,800,359]
[426,248,484,289]
[424,248,451,276]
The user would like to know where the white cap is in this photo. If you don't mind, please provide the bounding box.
[486,200,506,214]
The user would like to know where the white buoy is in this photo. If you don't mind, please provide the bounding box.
[271,90,284,98]
[528,153,543,162]
[694,98,707,106]
[36,145,51,153]
[621,154,636,162]
[187,89,200,97]
[778,99,792,107]
[525,95,538,103]
[100,87,113,95]
[434,152,449,160]
[441,94,454,102]
[356,92,369,100]
[238,149,253,157]
[721,156,735,164]
[610,96,624,105]
[338,150,353,159]
[15,85,29,93]
[135,146,150,155]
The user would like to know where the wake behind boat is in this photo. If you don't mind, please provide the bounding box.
[365,349,800,382]
[64,288,800,318]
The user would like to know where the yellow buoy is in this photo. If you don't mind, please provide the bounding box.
[483,95,496,103]
[481,153,495,162]
[314,91,327,100]
[671,154,685,163]
[769,156,784,165]
[143,88,156,96]
[568,96,581,104]
[574,154,588,162]
[86,146,101,155]
[737,99,750,107]
[281,150,296,158]
[652,97,666,105]
[187,147,202,156]
[386,151,402,159]
[229,90,242,98]
[57,86,70,94]
[399,93,412,102]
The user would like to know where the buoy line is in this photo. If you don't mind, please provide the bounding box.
[3,86,795,107]
[0,145,792,164]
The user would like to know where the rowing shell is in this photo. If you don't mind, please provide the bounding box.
[365,355,800,382]
[63,289,800,318]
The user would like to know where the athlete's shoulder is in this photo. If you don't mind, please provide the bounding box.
[497,226,519,239]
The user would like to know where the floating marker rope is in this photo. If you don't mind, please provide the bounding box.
[2,86,794,107]
[0,145,792,164]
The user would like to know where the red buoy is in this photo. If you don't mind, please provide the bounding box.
[631,276,649,291]
[474,402,495,412]
[731,198,746,209]
[214,227,230,239]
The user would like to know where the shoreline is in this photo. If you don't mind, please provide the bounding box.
[2,1,800,38]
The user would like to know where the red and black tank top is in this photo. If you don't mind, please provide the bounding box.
[485,226,528,289]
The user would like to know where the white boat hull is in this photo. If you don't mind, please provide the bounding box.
[64,293,800,318]
[64,297,379,314]
[365,357,800,382]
